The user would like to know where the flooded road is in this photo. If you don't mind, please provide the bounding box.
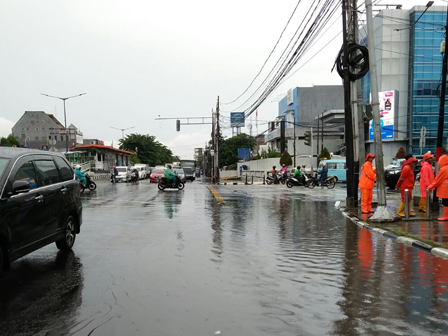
[1,181,448,335]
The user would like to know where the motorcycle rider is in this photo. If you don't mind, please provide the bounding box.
[318,162,328,188]
[293,166,305,185]
[75,165,87,186]
[280,164,288,176]
[271,166,279,184]
[131,168,139,183]
[163,165,178,186]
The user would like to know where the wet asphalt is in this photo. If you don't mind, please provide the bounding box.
[1,180,448,336]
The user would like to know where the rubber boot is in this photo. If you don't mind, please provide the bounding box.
[438,206,448,221]
[418,199,426,213]
[397,202,405,217]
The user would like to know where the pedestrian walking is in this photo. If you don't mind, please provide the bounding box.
[428,154,448,221]
[418,152,434,212]
[395,157,418,217]
[359,153,376,214]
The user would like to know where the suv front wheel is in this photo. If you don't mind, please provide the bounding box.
[56,216,77,251]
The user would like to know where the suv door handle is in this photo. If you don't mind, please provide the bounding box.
[35,195,44,202]
[61,187,68,193]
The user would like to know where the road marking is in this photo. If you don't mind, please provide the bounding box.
[207,186,223,202]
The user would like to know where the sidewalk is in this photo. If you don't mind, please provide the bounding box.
[354,190,448,247]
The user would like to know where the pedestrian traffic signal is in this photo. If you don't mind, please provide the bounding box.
[176,119,180,132]
[304,131,311,146]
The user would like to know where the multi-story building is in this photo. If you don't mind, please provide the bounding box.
[11,111,83,152]
[266,85,345,156]
[194,147,203,161]
[361,5,448,161]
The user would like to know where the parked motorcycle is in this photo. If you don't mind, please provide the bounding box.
[80,173,97,193]
[286,174,315,189]
[158,176,185,190]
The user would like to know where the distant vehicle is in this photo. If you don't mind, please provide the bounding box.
[130,165,146,180]
[174,168,186,183]
[183,167,195,181]
[0,148,83,271]
[115,166,131,182]
[320,159,346,182]
[385,158,423,189]
[132,164,149,179]
[150,168,165,183]
[180,160,196,170]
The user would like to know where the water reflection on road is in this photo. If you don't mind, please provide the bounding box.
[1,182,448,335]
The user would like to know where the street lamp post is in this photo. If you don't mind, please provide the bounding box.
[110,126,136,140]
[41,93,86,153]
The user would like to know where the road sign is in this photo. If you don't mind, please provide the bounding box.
[230,112,245,127]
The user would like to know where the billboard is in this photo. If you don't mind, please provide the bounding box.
[369,90,396,140]
[230,112,245,127]
[238,148,250,159]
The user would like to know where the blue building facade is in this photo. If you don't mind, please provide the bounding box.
[409,8,448,153]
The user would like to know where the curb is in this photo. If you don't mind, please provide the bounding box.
[339,208,448,261]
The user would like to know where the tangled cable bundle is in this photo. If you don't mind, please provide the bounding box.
[336,43,369,81]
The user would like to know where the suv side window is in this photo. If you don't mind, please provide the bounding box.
[327,163,338,169]
[54,156,74,181]
[12,161,38,190]
[34,160,61,186]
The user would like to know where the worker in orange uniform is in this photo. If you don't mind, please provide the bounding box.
[395,157,418,217]
[418,152,434,212]
[428,154,448,221]
[359,153,376,214]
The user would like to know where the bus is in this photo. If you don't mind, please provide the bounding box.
[179,159,196,169]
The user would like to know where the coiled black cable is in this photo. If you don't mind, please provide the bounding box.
[336,43,369,81]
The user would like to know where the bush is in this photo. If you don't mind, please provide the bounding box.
[267,151,281,158]
[279,151,292,166]
[318,147,331,161]
[228,163,237,170]
[395,146,406,159]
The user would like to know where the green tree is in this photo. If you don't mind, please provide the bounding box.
[218,133,257,167]
[318,147,331,161]
[267,151,281,158]
[119,133,176,166]
[0,134,20,147]
[130,152,140,164]
[279,151,292,166]
[395,146,406,159]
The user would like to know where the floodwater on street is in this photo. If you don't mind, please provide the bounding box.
[1,180,448,336]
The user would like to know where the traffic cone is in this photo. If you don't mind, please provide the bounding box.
[438,207,448,221]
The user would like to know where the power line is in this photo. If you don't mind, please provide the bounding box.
[222,0,302,105]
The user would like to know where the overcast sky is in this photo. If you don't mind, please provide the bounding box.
[0,0,441,158]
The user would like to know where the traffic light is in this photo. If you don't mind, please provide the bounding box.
[304,131,311,146]
[176,119,180,132]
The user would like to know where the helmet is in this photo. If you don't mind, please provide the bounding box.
[423,152,433,160]
[167,165,172,169]
[302,164,306,168]
[282,164,286,167]
[273,166,276,169]
[75,164,81,170]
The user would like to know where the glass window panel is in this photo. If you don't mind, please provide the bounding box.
[34,160,61,186]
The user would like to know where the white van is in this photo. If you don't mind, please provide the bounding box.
[130,165,146,180]
[115,166,131,182]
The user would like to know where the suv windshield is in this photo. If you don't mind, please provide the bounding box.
[183,168,193,174]
[152,169,164,174]
[117,167,126,172]
[0,158,10,179]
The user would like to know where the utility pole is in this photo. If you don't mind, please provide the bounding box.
[310,127,314,171]
[436,6,448,162]
[366,0,395,221]
[215,96,220,184]
[211,109,216,183]
[293,123,296,167]
[342,0,355,210]
[317,117,320,167]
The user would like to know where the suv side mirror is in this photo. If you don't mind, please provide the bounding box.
[13,180,30,194]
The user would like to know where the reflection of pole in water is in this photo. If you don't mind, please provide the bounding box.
[210,199,223,260]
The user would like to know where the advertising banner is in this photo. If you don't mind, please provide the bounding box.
[230,112,245,127]
[369,90,396,140]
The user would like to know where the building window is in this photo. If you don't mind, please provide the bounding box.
[34,137,39,141]
[49,135,52,140]
[41,120,45,124]
[35,127,39,131]
[31,121,35,125]
[54,136,58,141]
[42,136,46,141]
[61,135,64,141]
[21,134,25,139]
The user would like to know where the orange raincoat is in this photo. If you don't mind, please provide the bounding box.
[419,160,434,199]
[359,154,376,213]
[396,158,416,202]
[429,155,448,199]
